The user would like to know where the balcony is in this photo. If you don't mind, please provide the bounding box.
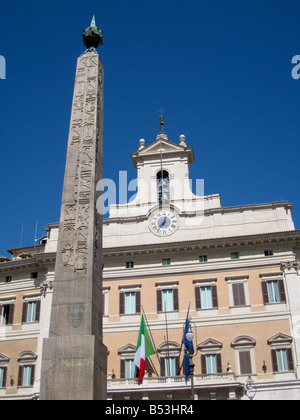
[107,372,244,400]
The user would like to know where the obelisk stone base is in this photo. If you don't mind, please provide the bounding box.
[41,335,107,400]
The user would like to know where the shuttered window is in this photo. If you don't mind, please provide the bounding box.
[18,365,35,387]
[271,348,294,372]
[262,279,286,304]
[157,289,179,313]
[195,285,218,310]
[232,283,246,307]
[201,354,222,374]
[239,351,252,375]
[160,356,180,377]
[0,304,14,325]
[22,301,41,323]
[119,291,141,315]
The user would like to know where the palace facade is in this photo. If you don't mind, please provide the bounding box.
[0,130,300,400]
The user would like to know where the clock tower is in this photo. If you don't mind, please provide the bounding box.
[104,128,222,249]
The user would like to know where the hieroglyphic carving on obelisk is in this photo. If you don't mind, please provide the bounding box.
[40,18,107,400]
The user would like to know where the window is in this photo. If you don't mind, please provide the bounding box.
[5,276,11,283]
[271,348,294,373]
[239,351,252,375]
[120,358,139,379]
[268,333,294,373]
[276,350,288,372]
[0,367,7,388]
[264,250,273,256]
[22,300,41,323]
[18,365,35,387]
[231,336,256,376]
[125,292,136,315]
[199,255,208,263]
[158,341,181,377]
[119,290,141,315]
[195,284,218,310]
[157,170,170,205]
[118,344,139,379]
[261,279,286,304]
[162,289,174,311]
[162,258,171,266]
[230,252,240,260]
[267,281,280,303]
[164,357,177,377]
[0,304,14,326]
[232,283,246,307]
[102,286,110,317]
[23,366,32,386]
[206,355,216,374]
[199,338,223,375]
[17,351,37,387]
[226,276,250,309]
[27,302,37,322]
[201,287,213,309]
[156,286,179,313]
[201,354,222,375]
[31,272,38,279]
[126,262,134,269]
[125,359,136,379]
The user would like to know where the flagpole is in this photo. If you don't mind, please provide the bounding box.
[141,306,161,374]
[179,319,188,375]
[179,302,191,376]
[147,354,160,379]
[164,306,171,377]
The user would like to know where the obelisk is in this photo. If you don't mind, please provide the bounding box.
[40,17,107,400]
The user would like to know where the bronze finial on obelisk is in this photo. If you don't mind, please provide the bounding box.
[40,18,107,400]
[83,15,103,51]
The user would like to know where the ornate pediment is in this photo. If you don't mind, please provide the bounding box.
[231,336,256,348]
[17,351,37,362]
[0,353,10,364]
[141,137,185,155]
[267,333,292,345]
[198,338,223,351]
[131,133,194,167]
[157,341,181,352]
[118,343,136,355]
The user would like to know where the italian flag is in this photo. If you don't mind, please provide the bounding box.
[134,315,155,384]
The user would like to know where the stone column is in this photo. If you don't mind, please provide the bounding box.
[40,48,107,400]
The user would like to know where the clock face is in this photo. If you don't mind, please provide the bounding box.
[149,209,179,236]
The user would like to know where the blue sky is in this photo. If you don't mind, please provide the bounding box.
[0,0,299,256]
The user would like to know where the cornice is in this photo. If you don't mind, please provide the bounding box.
[103,230,300,258]
[103,200,293,225]
[0,252,56,273]
[103,255,291,281]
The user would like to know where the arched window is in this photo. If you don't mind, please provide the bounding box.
[157,170,170,205]
[231,336,256,376]
[17,351,37,387]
